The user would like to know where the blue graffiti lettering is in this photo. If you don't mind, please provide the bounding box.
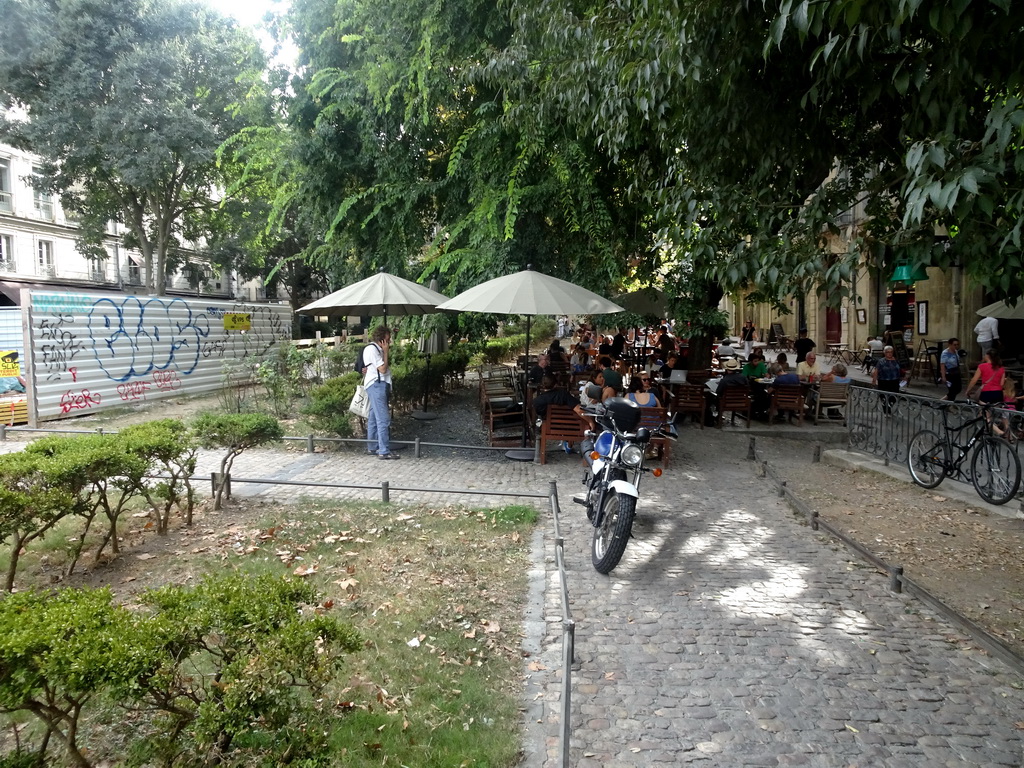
[88,297,210,382]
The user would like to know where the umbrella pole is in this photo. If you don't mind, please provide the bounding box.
[506,316,534,461]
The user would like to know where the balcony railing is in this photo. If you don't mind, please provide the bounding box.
[33,200,55,220]
[0,190,11,213]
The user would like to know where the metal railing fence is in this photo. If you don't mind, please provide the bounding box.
[846,386,1023,493]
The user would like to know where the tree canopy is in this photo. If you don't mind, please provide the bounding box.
[0,0,268,295]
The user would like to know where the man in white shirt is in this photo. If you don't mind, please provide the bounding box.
[796,351,824,381]
[362,325,399,459]
[974,315,999,360]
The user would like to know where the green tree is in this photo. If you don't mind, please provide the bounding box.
[0,0,267,295]
[192,412,284,509]
[514,0,1024,301]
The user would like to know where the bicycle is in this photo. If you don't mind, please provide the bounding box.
[907,402,1021,505]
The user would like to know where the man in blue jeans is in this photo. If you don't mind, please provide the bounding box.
[362,325,399,459]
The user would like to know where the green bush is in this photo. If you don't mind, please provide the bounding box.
[0,451,83,591]
[0,576,361,768]
[303,372,361,438]
[192,413,284,509]
[119,419,198,532]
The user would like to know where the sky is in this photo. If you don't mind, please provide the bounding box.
[202,0,296,64]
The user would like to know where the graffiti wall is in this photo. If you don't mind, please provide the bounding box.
[24,291,291,423]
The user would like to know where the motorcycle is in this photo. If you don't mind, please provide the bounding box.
[575,397,669,573]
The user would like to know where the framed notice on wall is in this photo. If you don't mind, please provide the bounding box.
[916,301,928,335]
[856,308,867,324]
[840,307,848,323]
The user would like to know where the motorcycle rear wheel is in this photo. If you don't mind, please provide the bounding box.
[591,490,636,574]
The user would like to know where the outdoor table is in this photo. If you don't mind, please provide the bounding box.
[825,344,845,364]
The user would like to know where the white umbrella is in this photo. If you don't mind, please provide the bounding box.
[976,300,1024,320]
[297,269,452,325]
[437,268,624,316]
[437,266,623,458]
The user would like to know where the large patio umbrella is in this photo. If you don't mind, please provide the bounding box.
[296,268,452,325]
[612,286,670,318]
[436,266,623,458]
[977,299,1024,320]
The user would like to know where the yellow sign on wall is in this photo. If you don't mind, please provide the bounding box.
[223,313,252,331]
[0,351,20,377]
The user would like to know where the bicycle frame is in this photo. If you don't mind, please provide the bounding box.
[934,405,993,478]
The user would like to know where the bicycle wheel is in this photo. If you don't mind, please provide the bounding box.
[971,436,1021,505]
[907,429,948,488]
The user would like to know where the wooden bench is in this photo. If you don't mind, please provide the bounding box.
[537,404,586,464]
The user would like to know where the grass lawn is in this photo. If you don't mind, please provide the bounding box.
[1,496,539,767]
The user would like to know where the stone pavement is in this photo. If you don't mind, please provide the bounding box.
[3,401,1024,767]
[522,429,1024,768]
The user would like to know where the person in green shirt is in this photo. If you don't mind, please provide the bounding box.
[742,350,768,379]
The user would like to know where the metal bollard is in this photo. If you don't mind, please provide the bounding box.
[382,480,390,503]
[414,437,421,459]
[812,444,821,463]
[889,565,903,593]
[747,437,756,461]
[306,434,315,453]
[0,424,6,441]
[809,509,819,530]
[778,479,786,497]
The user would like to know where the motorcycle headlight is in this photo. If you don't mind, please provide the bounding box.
[620,444,644,467]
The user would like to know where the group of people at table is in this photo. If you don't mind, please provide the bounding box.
[524,323,850,426]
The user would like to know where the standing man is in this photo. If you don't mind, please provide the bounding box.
[793,330,816,364]
[974,315,999,361]
[611,327,627,359]
[363,325,399,459]
[939,337,963,401]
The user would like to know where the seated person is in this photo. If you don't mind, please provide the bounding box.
[717,357,748,388]
[598,365,624,397]
[533,375,580,419]
[528,353,550,385]
[822,363,851,384]
[547,342,570,376]
[598,335,614,357]
[796,352,824,381]
[864,336,885,371]
[742,351,768,379]
[715,339,741,358]
[570,344,589,373]
[658,352,681,380]
[775,352,789,370]
[769,362,800,386]
[626,375,661,407]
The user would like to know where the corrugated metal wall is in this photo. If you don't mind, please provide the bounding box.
[24,291,291,423]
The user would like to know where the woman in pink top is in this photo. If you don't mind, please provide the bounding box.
[966,350,1006,404]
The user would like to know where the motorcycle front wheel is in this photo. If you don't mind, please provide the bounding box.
[591,490,636,574]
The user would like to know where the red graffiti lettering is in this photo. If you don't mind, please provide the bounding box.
[69,367,78,383]
[117,381,151,401]
[153,370,181,391]
[59,389,102,414]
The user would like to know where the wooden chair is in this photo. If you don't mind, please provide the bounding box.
[537,404,586,464]
[769,386,805,425]
[671,384,707,429]
[637,406,672,465]
[487,399,528,446]
[716,386,752,428]
[813,382,849,425]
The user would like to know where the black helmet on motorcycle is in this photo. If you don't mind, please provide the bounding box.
[601,397,642,432]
